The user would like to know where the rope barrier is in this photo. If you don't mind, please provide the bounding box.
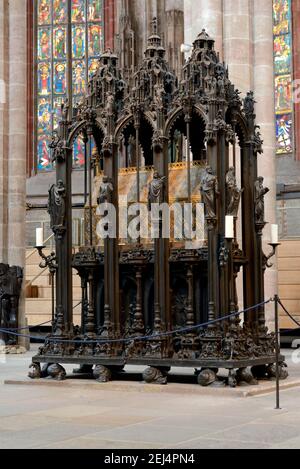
[0,299,272,344]
[0,301,82,333]
[0,320,52,333]
[278,299,300,328]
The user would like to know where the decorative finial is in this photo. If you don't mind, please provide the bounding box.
[152,17,157,35]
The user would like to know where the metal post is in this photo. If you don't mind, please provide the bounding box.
[51,271,55,326]
[135,119,141,247]
[88,138,93,247]
[84,136,88,205]
[136,125,140,205]
[186,121,191,204]
[274,294,281,410]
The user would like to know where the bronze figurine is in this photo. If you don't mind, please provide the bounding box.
[200,166,219,219]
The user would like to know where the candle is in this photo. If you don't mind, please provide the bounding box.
[36,228,44,247]
[271,224,279,244]
[225,216,234,239]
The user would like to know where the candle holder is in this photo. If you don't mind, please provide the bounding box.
[263,243,281,269]
[36,246,58,326]
[36,246,58,274]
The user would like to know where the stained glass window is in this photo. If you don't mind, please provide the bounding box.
[273,0,294,155]
[36,0,104,171]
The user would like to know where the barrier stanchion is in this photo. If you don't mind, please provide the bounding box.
[274,295,281,410]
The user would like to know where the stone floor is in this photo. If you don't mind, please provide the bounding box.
[0,346,300,449]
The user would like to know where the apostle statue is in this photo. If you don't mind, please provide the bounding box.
[200,166,219,219]
[105,92,115,116]
[61,98,69,121]
[48,180,66,231]
[148,171,166,211]
[254,177,269,224]
[97,176,114,205]
[226,167,244,217]
[244,91,256,118]
[154,84,165,109]
[128,135,136,168]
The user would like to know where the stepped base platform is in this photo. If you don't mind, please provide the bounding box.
[27,354,288,388]
[5,372,298,399]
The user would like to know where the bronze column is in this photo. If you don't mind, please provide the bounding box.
[205,121,219,326]
[102,138,120,342]
[218,120,230,321]
[53,107,73,338]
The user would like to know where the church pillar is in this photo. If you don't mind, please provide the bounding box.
[184,0,223,59]
[4,1,27,347]
[0,0,8,263]
[8,0,27,269]
[165,0,184,76]
[223,0,253,94]
[253,0,277,327]
[104,0,116,50]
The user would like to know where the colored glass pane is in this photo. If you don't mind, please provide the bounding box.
[53,96,65,129]
[38,28,51,60]
[273,0,293,155]
[72,61,86,95]
[88,24,102,56]
[54,26,67,59]
[37,98,52,134]
[53,61,67,94]
[276,114,293,154]
[36,0,104,171]
[88,0,102,21]
[274,34,291,75]
[73,136,85,168]
[72,25,86,58]
[37,136,52,170]
[38,62,51,96]
[38,0,51,25]
[275,74,292,114]
[71,0,86,23]
[53,0,67,23]
[273,0,291,36]
[88,58,99,78]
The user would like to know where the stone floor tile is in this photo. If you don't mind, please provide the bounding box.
[208,422,299,446]
[174,437,271,449]
[84,423,207,446]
